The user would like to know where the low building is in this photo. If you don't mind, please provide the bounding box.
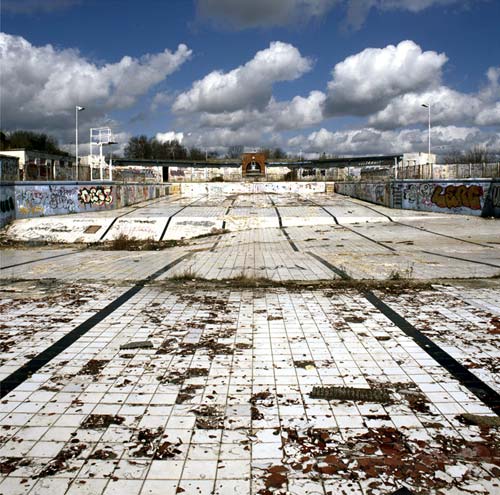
[0,149,76,181]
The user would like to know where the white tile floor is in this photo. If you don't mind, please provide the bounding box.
[1,192,499,494]
[0,284,499,494]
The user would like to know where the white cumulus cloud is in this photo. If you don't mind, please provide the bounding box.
[324,40,447,116]
[367,66,500,129]
[173,41,312,114]
[156,131,185,143]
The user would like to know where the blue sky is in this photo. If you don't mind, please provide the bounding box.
[1,0,499,157]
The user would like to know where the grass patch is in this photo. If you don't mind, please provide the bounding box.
[229,272,272,288]
[388,263,414,281]
[102,233,186,251]
[169,267,199,281]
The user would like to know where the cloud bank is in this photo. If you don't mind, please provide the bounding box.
[0,33,191,138]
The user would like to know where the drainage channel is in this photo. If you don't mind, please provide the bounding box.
[306,251,500,416]
[0,252,192,399]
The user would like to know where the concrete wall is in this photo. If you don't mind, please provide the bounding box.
[0,184,16,227]
[0,181,178,228]
[335,179,500,217]
[180,181,330,196]
[168,166,338,182]
[113,165,163,183]
[333,182,392,207]
[169,166,241,182]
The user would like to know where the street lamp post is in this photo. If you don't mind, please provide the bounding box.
[75,106,85,180]
[421,103,432,178]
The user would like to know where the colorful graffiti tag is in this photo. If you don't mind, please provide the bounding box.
[78,186,113,206]
[403,183,435,207]
[48,186,78,211]
[431,184,483,210]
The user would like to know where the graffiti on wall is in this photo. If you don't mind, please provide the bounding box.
[0,196,15,214]
[17,188,48,216]
[490,184,500,208]
[16,186,79,216]
[78,186,113,206]
[48,186,78,211]
[336,180,495,217]
[400,181,488,214]
[431,184,483,210]
[403,183,435,207]
[334,182,390,207]
[0,188,16,227]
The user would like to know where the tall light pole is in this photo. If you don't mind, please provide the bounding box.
[75,106,85,180]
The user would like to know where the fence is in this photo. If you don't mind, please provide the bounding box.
[341,162,500,182]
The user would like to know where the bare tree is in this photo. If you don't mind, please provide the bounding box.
[227,145,243,159]
[442,146,493,164]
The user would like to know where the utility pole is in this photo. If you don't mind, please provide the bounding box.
[75,106,85,180]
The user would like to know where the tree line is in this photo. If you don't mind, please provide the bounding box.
[441,146,498,164]
[124,135,207,160]
[124,135,289,160]
[0,130,69,155]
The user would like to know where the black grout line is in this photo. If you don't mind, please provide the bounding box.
[267,194,283,228]
[222,205,232,230]
[0,250,83,270]
[304,250,500,416]
[363,289,500,416]
[306,251,351,279]
[222,197,237,229]
[160,195,207,241]
[341,195,494,249]
[394,221,495,249]
[343,225,398,252]
[210,235,222,252]
[281,228,299,252]
[307,197,397,252]
[421,250,500,269]
[159,216,174,241]
[340,196,394,222]
[0,252,192,399]
[307,198,339,225]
